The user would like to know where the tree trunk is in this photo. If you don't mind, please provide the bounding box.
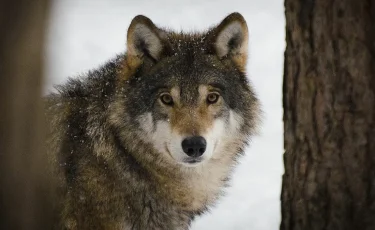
[282,0,375,230]
[0,1,54,229]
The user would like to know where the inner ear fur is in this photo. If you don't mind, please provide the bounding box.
[126,15,170,62]
[207,12,249,69]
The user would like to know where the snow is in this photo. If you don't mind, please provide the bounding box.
[45,0,285,229]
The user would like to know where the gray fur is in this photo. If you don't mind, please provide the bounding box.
[45,12,260,230]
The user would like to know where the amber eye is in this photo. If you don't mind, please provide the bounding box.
[207,93,220,104]
[160,94,174,106]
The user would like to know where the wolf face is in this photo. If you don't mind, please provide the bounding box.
[113,13,259,169]
[136,84,244,167]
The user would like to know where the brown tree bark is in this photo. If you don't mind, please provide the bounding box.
[0,1,54,229]
[282,1,375,230]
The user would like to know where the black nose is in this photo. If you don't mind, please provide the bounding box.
[181,136,207,157]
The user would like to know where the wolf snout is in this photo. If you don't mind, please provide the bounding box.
[181,136,207,157]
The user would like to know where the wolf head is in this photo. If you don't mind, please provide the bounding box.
[112,13,259,168]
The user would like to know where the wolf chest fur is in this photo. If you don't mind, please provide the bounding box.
[46,12,260,230]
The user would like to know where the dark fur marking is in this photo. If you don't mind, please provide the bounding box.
[227,33,242,51]
[60,106,88,186]
[137,40,158,63]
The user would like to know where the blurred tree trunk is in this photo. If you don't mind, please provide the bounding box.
[282,0,375,230]
[0,1,54,229]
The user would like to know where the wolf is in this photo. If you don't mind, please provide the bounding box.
[45,12,260,229]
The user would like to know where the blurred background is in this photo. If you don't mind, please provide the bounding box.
[45,0,285,229]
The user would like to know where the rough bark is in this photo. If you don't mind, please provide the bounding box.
[0,1,54,229]
[282,0,375,230]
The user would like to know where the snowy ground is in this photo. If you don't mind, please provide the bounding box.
[45,1,285,229]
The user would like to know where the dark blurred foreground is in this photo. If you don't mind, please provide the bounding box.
[0,1,55,229]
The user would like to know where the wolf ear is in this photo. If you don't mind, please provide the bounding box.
[208,13,249,66]
[127,15,169,61]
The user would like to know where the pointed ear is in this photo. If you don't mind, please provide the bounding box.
[127,15,169,61]
[208,13,249,66]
